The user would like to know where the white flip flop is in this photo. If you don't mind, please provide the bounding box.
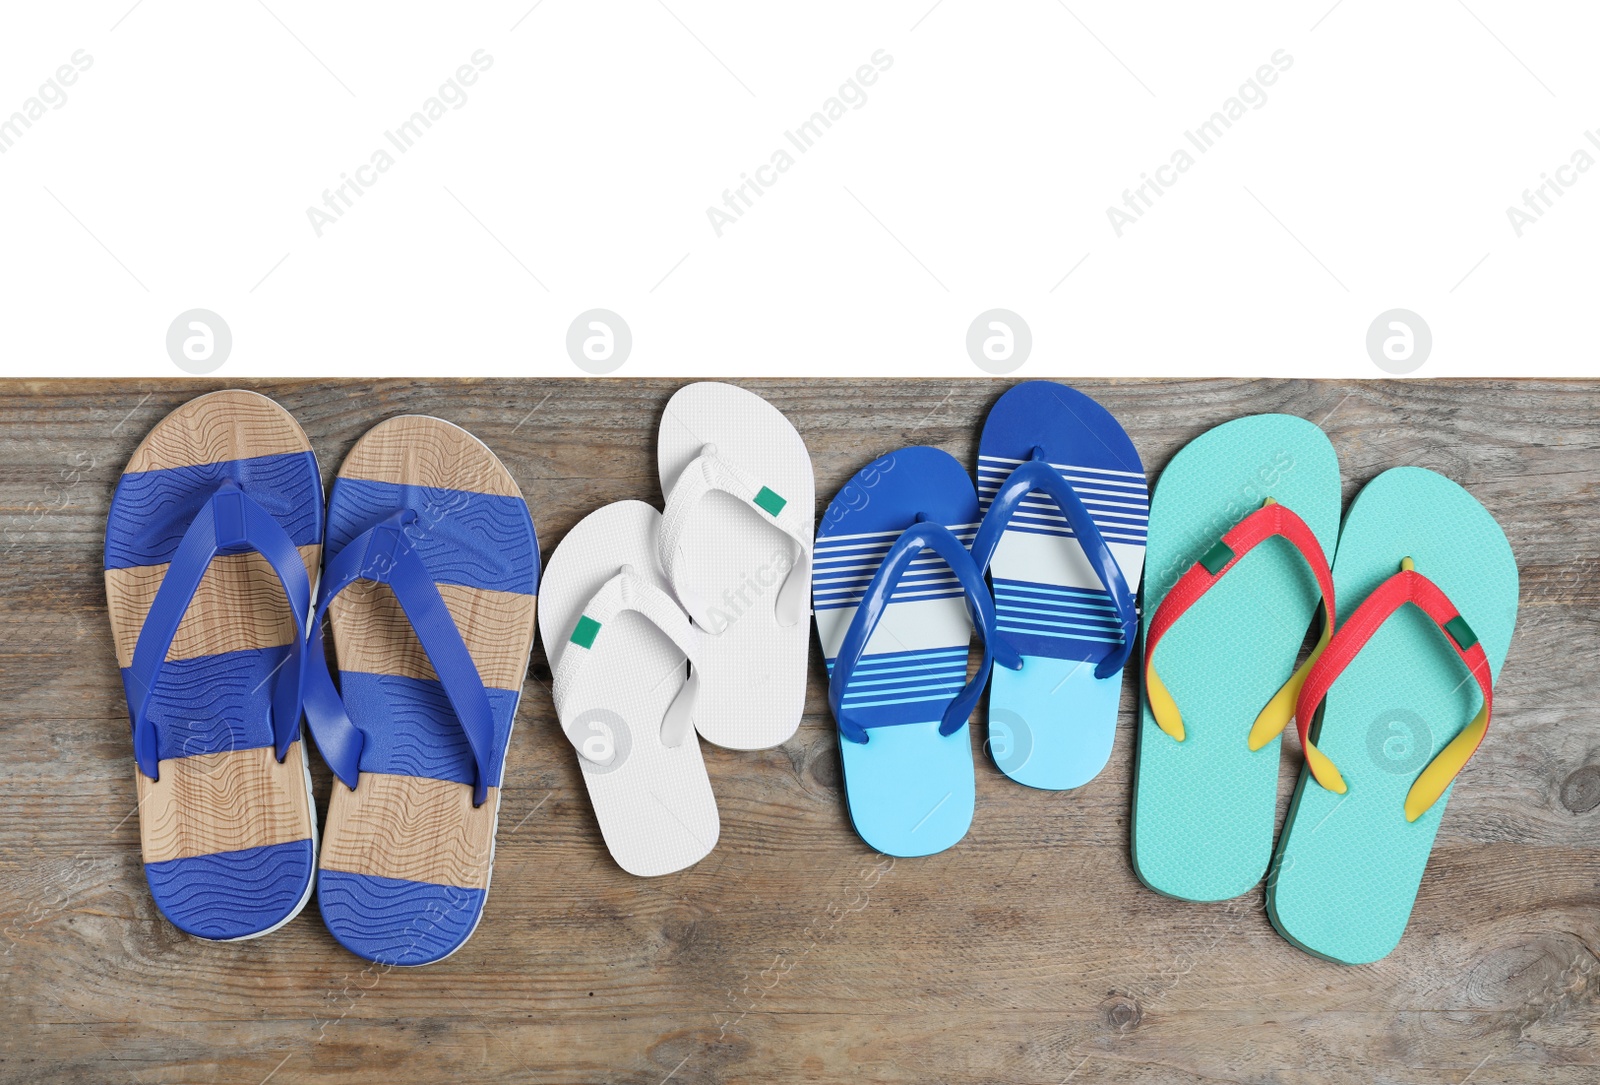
[539,501,719,877]
[656,382,814,750]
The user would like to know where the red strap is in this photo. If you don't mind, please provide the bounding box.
[1143,501,1336,673]
[1295,568,1494,760]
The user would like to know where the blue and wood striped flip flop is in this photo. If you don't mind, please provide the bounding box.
[105,390,321,940]
[813,447,1021,857]
[305,416,539,966]
[970,381,1148,791]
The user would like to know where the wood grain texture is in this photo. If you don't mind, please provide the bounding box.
[106,546,320,666]
[328,581,536,691]
[2,378,1597,1085]
[320,776,498,890]
[136,742,313,864]
[124,389,313,473]
[103,389,322,669]
[336,414,524,497]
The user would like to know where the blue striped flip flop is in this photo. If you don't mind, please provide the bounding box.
[812,447,1021,857]
[305,417,539,966]
[105,390,321,941]
[970,381,1147,790]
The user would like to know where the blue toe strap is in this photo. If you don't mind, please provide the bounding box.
[829,518,1021,745]
[125,479,312,780]
[969,448,1139,679]
[303,510,500,807]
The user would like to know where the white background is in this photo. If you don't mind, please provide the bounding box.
[0,1,1595,378]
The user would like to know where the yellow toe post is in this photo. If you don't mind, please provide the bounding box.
[1248,617,1332,751]
[1146,662,1185,742]
[1404,705,1488,822]
[1304,738,1348,795]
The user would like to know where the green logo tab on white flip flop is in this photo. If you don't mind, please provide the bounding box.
[754,486,787,517]
[571,615,602,649]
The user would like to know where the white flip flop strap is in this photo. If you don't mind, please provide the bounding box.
[551,571,704,751]
[658,448,812,629]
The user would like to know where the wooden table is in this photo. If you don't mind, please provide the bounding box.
[2,378,1595,1085]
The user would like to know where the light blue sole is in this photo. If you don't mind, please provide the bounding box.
[988,658,1121,790]
[840,720,976,857]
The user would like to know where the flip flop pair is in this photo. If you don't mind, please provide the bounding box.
[108,392,539,965]
[814,383,1148,857]
[540,383,813,876]
[1133,415,1517,964]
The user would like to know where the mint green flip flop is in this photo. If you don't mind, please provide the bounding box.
[1132,415,1341,902]
[1267,467,1518,964]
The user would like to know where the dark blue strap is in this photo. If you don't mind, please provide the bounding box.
[829,518,1021,745]
[969,447,1139,679]
[125,478,311,780]
[302,510,500,807]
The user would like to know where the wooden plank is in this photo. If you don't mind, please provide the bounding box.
[0,378,1597,1085]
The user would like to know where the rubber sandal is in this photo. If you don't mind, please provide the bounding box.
[812,447,1021,857]
[305,417,539,965]
[1266,467,1518,963]
[104,390,320,940]
[1132,414,1341,902]
[970,381,1147,790]
[657,382,814,750]
[540,501,719,876]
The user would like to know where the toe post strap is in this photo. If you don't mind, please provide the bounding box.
[1294,557,1496,821]
[830,517,1020,746]
[303,510,501,807]
[970,446,1140,680]
[1142,499,1336,747]
[126,478,313,781]
[551,567,707,752]
[659,444,813,630]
